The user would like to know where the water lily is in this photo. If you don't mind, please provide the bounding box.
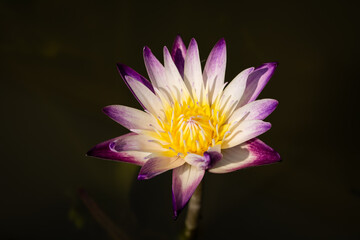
[87,36,281,217]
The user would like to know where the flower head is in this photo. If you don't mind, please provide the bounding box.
[87,36,281,217]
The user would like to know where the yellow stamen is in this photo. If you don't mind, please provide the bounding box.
[151,96,230,156]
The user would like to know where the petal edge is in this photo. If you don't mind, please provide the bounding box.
[172,164,205,218]
[87,134,149,166]
[210,138,280,173]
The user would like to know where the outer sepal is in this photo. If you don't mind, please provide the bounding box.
[209,138,281,173]
[86,133,149,166]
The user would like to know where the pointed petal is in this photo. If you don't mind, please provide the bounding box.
[228,99,279,123]
[209,138,281,173]
[220,67,254,115]
[238,62,277,108]
[138,156,185,180]
[184,38,204,101]
[125,76,164,118]
[110,133,166,153]
[222,120,271,149]
[87,134,149,166]
[143,46,167,90]
[171,35,187,77]
[164,46,191,102]
[203,38,227,103]
[116,63,154,109]
[172,164,205,217]
[103,105,159,131]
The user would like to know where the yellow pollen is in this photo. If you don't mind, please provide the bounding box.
[156,98,230,156]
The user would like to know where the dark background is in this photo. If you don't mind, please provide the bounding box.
[1,0,359,239]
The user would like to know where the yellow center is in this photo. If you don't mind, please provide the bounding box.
[155,97,230,157]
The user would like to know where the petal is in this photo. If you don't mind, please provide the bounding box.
[138,156,185,180]
[184,151,223,170]
[184,38,204,101]
[203,38,227,103]
[110,133,166,153]
[163,46,191,102]
[184,153,207,169]
[172,164,205,218]
[171,35,187,77]
[220,67,254,116]
[116,63,154,109]
[237,62,278,108]
[143,46,167,91]
[87,134,149,166]
[125,76,164,118]
[103,105,159,131]
[222,120,271,149]
[209,138,281,173]
[228,99,279,123]
[206,150,223,168]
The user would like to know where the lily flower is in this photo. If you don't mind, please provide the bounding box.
[87,36,281,217]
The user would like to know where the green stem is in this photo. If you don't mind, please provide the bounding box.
[182,182,203,240]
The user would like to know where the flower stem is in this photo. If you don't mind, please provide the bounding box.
[181,182,203,240]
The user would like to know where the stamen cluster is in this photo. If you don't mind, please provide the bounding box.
[155,98,230,156]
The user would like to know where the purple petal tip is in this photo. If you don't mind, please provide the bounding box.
[86,149,94,157]
[86,145,105,159]
[171,36,187,77]
[137,174,148,180]
[143,46,152,55]
[189,38,197,46]
[102,106,111,115]
[248,138,281,165]
[173,210,179,220]
[216,38,226,46]
[260,62,278,69]
[171,192,182,220]
[163,45,170,54]
[174,35,183,42]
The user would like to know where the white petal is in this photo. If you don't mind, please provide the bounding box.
[184,150,223,170]
[237,62,277,108]
[203,39,227,104]
[220,67,254,116]
[172,163,205,217]
[143,46,167,90]
[138,156,185,180]
[222,120,271,149]
[209,138,281,173]
[87,134,151,166]
[228,99,278,123]
[163,46,191,102]
[184,153,208,170]
[184,38,204,102]
[111,133,166,153]
[103,105,159,131]
[125,76,164,119]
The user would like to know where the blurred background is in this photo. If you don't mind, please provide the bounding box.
[1,0,359,239]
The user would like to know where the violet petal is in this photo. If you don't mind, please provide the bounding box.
[209,138,281,173]
[87,133,149,166]
[171,35,187,77]
[172,164,205,218]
